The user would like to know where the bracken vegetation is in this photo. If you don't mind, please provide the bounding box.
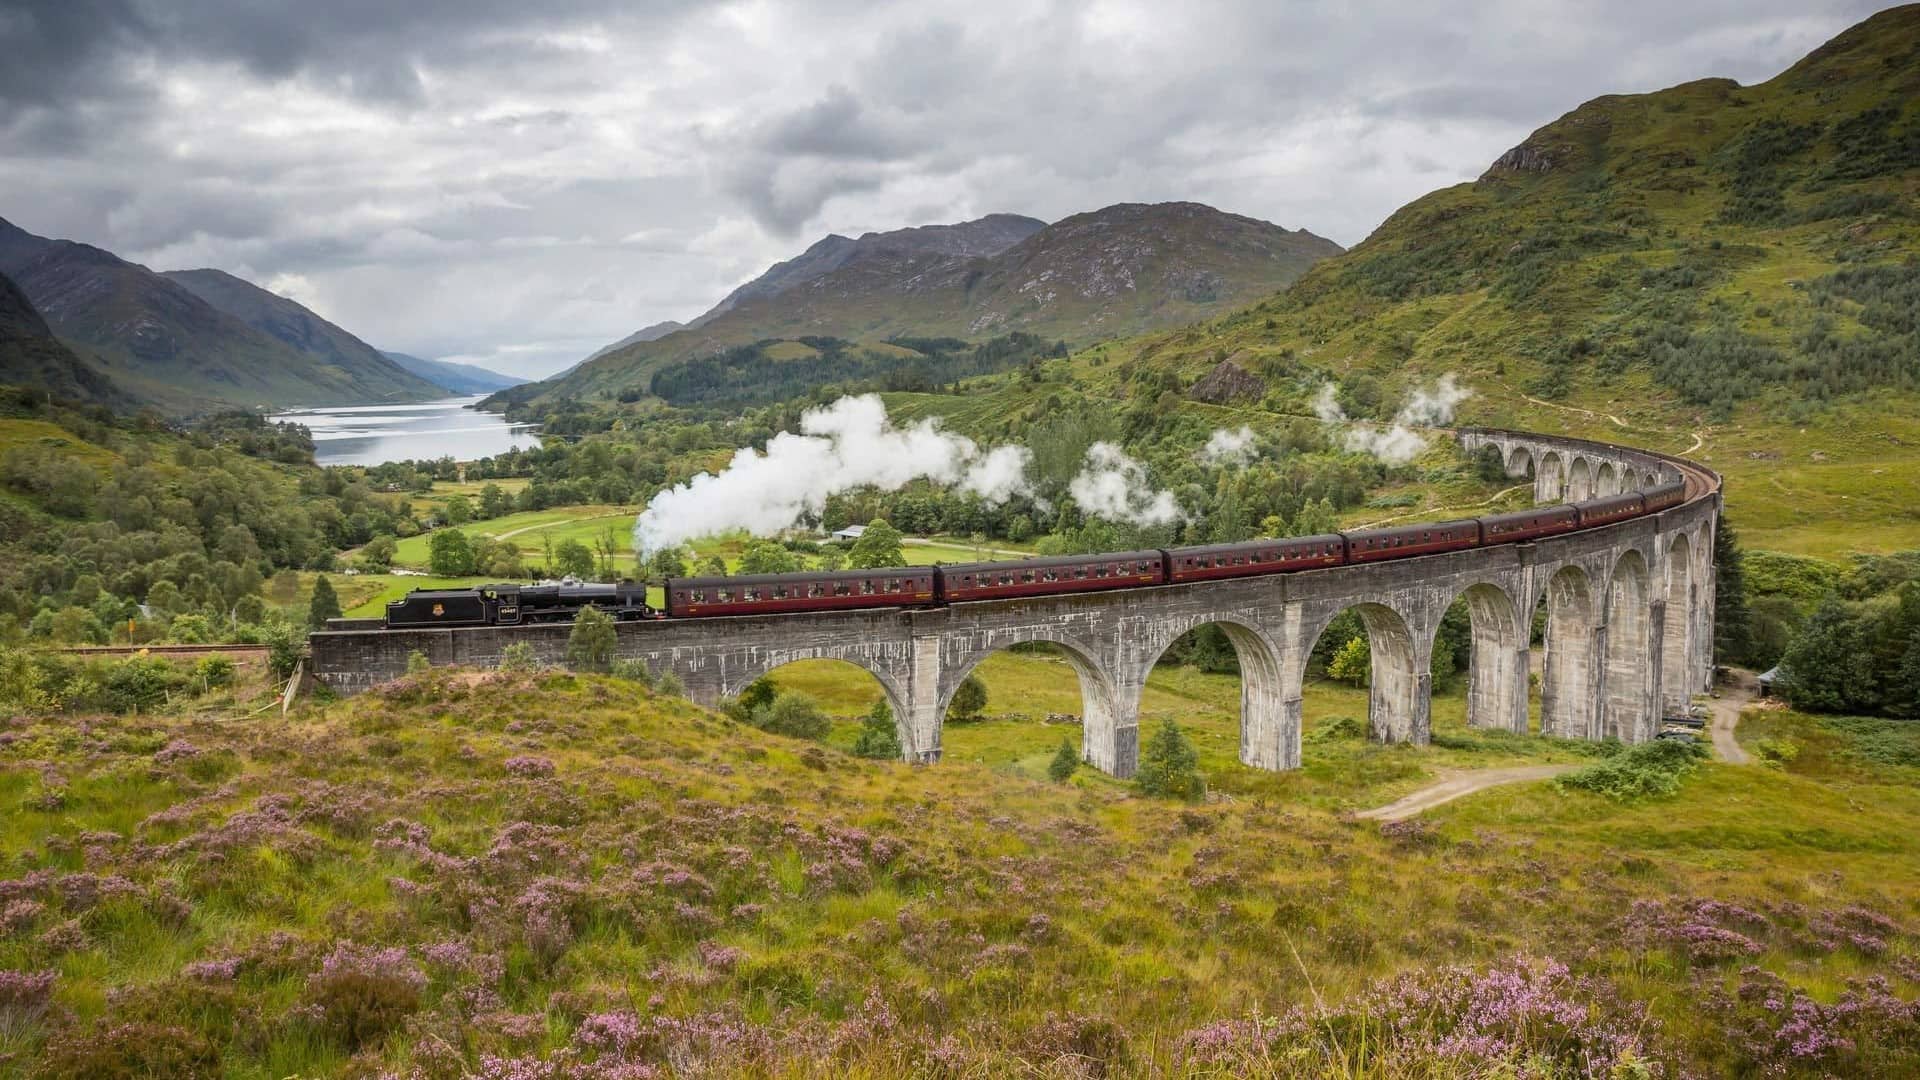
[0,663,1914,1077]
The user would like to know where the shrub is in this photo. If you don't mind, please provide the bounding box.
[263,621,301,682]
[1328,636,1371,686]
[193,655,235,692]
[405,650,431,677]
[565,605,617,672]
[1556,738,1709,800]
[608,657,654,685]
[36,1020,220,1080]
[752,692,831,741]
[948,674,989,722]
[1755,738,1800,768]
[851,698,902,759]
[499,641,539,673]
[1136,718,1205,802]
[1048,738,1079,782]
[304,941,427,1049]
[102,655,185,713]
[656,671,685,698]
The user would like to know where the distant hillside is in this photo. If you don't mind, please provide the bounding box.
[690,213,1048,328]
[381,350,524,394]
[577,320,687,369]
[0,219,441,413]
[487,204,1339,409]
[0,269,130,407]
[1035,4,1920,556]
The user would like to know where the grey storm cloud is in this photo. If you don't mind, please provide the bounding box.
[0,0,1893,378]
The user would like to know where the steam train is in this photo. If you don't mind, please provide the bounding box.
[383,481,1685,628]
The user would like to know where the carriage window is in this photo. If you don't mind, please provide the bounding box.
[717,590,733,602]
[1233,556,1246,566]
[808,584,824,598]
[744,588,760,601]
[999,575,1013,586]
[887,580,902,592]
[772,585,787,599]
[862,580,876,595]
[834,582,852,596]
[1042,570,1057,582]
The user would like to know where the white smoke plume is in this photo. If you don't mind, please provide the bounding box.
[1315,375,1472,465]
[1312,382,1346,424]
[1069,442,1186,527]
[1198,425,1258,466]
[632,394,1036,555]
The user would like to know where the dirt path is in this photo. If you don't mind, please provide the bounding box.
[1356,764,1578,822]
[1710,673,1757,765]
[1351,483,1530,529]
[1498,382,1630,429]
[901,537,1031,559]
[493,510,637,542]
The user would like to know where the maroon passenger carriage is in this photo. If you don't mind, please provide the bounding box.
[1571,492,1644,528]
[1166,534,1345,583]
[667,567,936,617]
[1346,518,1483,563]
[939,551,1163,601]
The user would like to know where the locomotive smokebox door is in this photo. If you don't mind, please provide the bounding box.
[432,603,445,617]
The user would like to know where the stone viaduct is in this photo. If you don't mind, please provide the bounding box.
[310,428,1720,779]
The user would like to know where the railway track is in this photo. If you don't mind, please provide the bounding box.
[56,643,276,658]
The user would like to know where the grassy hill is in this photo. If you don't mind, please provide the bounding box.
[0,271,131,410]
[0,665,1914,1076]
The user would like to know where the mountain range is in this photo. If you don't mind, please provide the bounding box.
[0,218,521,413]
[496,202,1342,409]
[381,351,525,395]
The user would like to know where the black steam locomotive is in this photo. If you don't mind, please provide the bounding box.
[383,581,654,628]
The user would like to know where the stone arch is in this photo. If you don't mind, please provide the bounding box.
[1538,451,1566,503]
[1602,549,1655,742]
[1642,470,1659,488]
[1595,461,1619,497]
[1444,582,1528,733]
[749,653,914,758]
[942,631,1126,774]
[1505,445,1534,479]
[1539,565,1598,739]
[1662,532,1696,714]
[1303,601,1427,745]
[1567,456,1594,502]
[1141,615,1289,771]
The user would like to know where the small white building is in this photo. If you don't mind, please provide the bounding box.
[831,525,867,542]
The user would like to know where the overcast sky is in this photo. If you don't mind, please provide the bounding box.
[0,1,1890,378]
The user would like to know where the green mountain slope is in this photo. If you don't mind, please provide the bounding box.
[490,203,1342,409]
[0,219,441,413]
[1040,5,1920,557]
[0,269,131,408]
[160,267,443,399]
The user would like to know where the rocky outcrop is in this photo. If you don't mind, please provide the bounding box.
[1188,358,1265,404]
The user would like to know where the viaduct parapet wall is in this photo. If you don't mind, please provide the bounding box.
[312,429,1721,779]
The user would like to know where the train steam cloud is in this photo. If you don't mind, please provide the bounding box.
[632,394,1036,556]
[1315,374,1471,465]
[632,395,1264,553]
[1069,442,1187,527]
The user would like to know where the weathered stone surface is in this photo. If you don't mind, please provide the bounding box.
[314,429,1719,780]
[1187,358,1265,404]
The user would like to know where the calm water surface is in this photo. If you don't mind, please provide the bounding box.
[271,396,543,466]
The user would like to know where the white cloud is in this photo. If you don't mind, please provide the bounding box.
[0,2,1881,376]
